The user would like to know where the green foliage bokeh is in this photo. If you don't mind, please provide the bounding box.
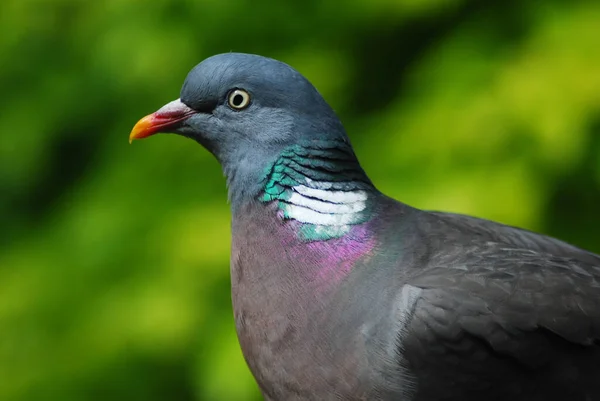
[0,0,599,400]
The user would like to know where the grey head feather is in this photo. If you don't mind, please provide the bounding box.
[171,53,353,209]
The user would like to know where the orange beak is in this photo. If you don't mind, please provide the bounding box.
[129,99,197,143]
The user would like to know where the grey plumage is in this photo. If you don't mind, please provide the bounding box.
[130,53,600,401]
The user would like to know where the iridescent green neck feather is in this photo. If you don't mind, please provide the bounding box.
[260,138,374,241]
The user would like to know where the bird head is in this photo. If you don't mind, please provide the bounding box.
[129,53,354,207]
[131,53,345,158]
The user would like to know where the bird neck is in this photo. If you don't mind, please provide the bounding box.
[257,138,376,241]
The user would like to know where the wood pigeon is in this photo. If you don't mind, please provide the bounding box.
[129,53,600,401]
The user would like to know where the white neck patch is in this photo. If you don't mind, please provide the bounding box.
[281,182,368,227]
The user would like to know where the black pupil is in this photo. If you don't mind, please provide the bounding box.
[232,93,244,107]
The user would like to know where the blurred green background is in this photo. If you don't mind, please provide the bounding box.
[1,0,599,400]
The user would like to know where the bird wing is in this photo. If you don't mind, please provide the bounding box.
[399,244,600,399]
[429,211,600,265]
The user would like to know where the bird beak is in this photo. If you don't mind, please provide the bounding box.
[129,99,197,143]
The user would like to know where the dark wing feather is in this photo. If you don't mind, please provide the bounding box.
[402,245,600,401]
[430,211,600,265]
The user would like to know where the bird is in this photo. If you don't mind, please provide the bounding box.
[129,53,600,401]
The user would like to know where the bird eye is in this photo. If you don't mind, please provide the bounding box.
[228,89,251,110]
